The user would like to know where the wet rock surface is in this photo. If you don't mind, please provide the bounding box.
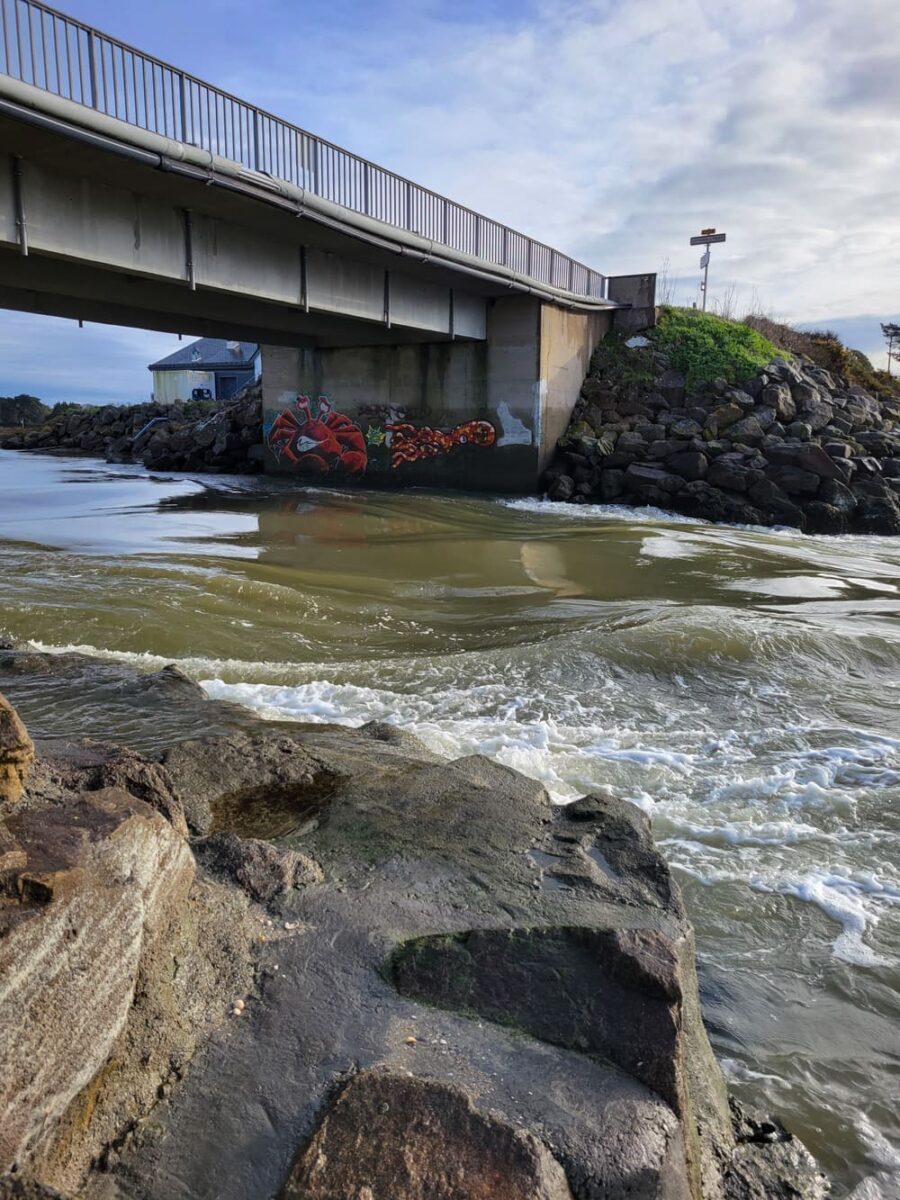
[0,693,33,805]
[0,655,829,1200]
[0,382,262,476]
[547,345,900,534]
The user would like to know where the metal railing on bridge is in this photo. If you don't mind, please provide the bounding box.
[0,0,608,300]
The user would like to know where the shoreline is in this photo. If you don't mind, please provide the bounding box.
[0,641,828,1199]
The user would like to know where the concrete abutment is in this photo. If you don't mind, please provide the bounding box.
[261,297,615,493]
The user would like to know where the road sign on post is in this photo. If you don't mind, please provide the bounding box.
[689,229,726,310]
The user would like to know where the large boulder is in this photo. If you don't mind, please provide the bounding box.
[282,1071,575,1200]
[0,789,194,1181]
[0,694,32,805]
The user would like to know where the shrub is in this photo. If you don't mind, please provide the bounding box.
[651,306,779,389]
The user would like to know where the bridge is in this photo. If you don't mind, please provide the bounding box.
[0,0,655,490]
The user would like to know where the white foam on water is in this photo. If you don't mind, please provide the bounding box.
[25,638,900,972]
[197,670,899,971]
[25,640,313,683]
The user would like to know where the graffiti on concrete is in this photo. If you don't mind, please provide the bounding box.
[380,419,496,469]
[267,395,367,477]
[495,400,533,446]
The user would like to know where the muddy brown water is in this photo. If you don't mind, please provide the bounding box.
[0,447,897,1197]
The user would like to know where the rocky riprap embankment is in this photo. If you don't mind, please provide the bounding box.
[0,642,827,1199]
[0,384,263,475]
[546,349,900,534]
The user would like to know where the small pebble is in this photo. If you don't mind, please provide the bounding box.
[404,1036,417,1046]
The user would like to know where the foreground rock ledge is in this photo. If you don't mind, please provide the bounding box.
[0,665,828,1200]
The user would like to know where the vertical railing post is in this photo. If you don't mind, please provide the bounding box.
[442,201,449,247]
[178,72,188,142]
[502,226,508,267]
[363,162,370,215]
[252,107,260,171]
[526,240,533,279]
[474,216,481,259]
[87,28,98,108]
[404,179,411,230]
[567,258,574,293]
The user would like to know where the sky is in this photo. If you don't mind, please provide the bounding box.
[1,0,898,404]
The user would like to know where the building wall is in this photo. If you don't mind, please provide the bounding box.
[152,369,215,405]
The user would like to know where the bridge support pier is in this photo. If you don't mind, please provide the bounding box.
[261,297,612,494]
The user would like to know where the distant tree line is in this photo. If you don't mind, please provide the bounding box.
[0,395,85,426]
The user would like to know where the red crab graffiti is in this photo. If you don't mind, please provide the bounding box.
[385,419,496,469]
[267,396,367,477]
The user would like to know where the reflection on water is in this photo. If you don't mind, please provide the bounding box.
[0,448,898,1197]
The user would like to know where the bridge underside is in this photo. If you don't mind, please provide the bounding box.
[0,93,651,491]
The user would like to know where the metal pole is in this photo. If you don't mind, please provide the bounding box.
[702,248,709,312]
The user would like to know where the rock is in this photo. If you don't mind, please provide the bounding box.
[194,831,323,903]
[818,479,857,516]
[0,693,33,805]
[856,495,900,535]
[727,416,765,444]
[670,417,703,439]
[765,443,843,480]
[786,421,812,441]
[548,474,574,501]
[598,467,626,500]
[725,1099,829,1199]
[281,1071,574,1200]
[616,431,647,455]
[803,399,835,433]
[803,502,846,534]
[747,478,804,526]
[667,451,708,481]
[762,384,796,424]
[789,382,818,410]
[675,481,763,526]
[160,730,337,837]
[707,455,752,493]
[0,649,828,1200]
[765,464,821,496]
[823,441,852,459]
[655,369,687,406]
[705,403,743,436]
[1,790,190,1183]
[624,464,683,495]
[20,738,187,835]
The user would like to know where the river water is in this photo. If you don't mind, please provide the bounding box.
[0,447,897,1197]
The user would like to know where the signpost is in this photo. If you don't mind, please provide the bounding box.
[689,228,726,311]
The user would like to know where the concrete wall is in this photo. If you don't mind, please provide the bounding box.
[538,305,611,470]
[262,295,609,493]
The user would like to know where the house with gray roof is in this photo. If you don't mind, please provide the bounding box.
[149,338,259,405]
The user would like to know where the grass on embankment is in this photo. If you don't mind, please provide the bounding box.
[650,306,780,390]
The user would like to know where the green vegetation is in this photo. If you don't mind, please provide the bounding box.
[0,394,49,427]
[589,331,654,386]
[744,313,900,401]
[651,306,780,389]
